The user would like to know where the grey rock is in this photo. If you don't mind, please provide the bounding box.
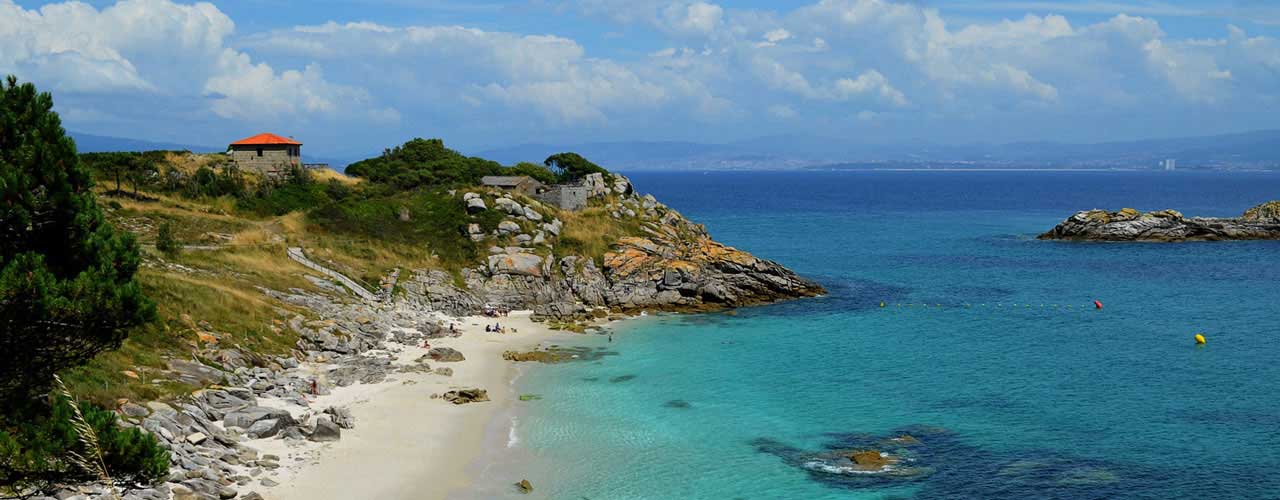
[246,418,286,439]
[122,402,150,418]
[427,347,465,362]
[323,406,355,429]
[223,406,294,430]
[309,416,341,442]
[497,220,520,235]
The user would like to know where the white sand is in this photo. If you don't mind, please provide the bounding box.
[248,311,571,500]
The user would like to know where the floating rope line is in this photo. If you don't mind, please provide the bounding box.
[879,301,1102,309]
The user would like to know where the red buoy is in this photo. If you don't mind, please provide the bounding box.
[1094,300,1103,309]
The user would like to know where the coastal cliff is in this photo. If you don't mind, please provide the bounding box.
[405,172,824,318]
[1038,201,1280,242]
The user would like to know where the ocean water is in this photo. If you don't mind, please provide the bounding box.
[477,171,1280,499]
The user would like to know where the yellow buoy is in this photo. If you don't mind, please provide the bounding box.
[1195,333,1206,345]
[880,301,885,308]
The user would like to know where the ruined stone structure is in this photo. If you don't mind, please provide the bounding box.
[228,133,302,178]
[533,184,591,211]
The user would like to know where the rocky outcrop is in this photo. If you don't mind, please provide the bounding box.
[1039,201,1280,242]
[426,174,823,319]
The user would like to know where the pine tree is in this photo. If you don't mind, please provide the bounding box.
[0,75,155,402]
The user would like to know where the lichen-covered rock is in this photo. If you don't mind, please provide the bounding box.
[487,252,545,277]
[1242,200,1280,222]
[1040,201,1280,241]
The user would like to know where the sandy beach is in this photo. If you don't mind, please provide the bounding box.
[246,311,571,499]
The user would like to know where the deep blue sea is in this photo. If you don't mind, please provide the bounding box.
[476,171,1280,500]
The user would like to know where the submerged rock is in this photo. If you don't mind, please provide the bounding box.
[515,479,533,494]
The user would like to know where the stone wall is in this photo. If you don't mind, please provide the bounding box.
[230,145,300,177]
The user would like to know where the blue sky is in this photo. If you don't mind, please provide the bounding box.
[3,0,1279,159]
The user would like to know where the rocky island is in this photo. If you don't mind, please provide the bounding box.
[1038,200,1280,242]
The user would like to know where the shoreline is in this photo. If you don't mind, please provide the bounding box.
[247,311,577,500]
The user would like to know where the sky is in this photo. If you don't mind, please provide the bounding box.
[2,0,1279,159]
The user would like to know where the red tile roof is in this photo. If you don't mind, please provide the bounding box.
[229,133,302,146]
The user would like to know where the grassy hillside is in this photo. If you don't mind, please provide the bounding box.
[64,139,626,405]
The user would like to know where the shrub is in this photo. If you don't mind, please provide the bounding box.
[0,393,169,496]
[156,222,179,256]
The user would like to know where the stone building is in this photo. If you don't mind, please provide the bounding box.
[533,184,590,211]
[228,133,302,177]
[480,175,544,195]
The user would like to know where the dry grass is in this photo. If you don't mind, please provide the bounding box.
[310,168,361,186]
[555,202,643,264]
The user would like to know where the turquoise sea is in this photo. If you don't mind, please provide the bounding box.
[472,171,1280,499]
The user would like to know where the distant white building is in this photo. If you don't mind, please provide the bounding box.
[1161,158,1177,171]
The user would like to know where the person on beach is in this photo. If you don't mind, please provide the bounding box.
[485,325,491,332]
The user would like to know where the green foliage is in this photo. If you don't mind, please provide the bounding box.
[344,138,503,189]
[0,75,155,402]
[0,397,169,496]
[505,162,557,184]
[544,152,609,182]
[81,151,173,196]
[309,190,479,267]
[236,166,330,216]
[156,222,178,256]
[184,165,245,199]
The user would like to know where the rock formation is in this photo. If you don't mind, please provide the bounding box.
[426,174,823,319]
[1039,201,1280,242]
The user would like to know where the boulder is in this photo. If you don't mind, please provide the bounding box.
[442,389,489,404]
[848,450,897,470]
[516,479,533,494]
[309,416,341,442]
[323,406,355,430]
[223,406,294,430]
[121,402,150,418]
[497,220,521,235]
[466,197,487,213]
[428,347,466,362]
[246,418,286,439]
[167,359,225,386]
[487,253,544,277]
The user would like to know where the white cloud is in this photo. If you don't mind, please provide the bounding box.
[4,0,1279,148]
[832,70,910,107]
[0,0,385,123]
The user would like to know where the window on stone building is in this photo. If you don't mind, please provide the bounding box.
[257,148,263,157]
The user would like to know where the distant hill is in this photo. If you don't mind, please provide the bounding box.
[70,132,221,153]
[478,130,1280,171]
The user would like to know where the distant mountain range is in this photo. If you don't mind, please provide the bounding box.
[477,130,1280,171]
[71,132,222,154]
[69,129,1280,172]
